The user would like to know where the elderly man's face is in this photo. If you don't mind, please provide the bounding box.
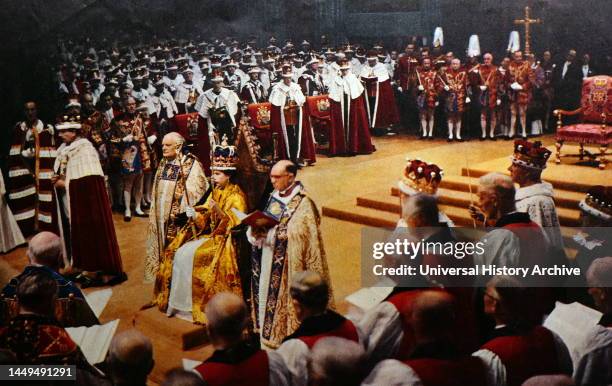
[184,72,193,82]
[484,54,493,65]
[451,59,461,71]
[25,102,37,121]
[270,164,295,192]
[249,72,259,81]
[162,135,179,159]
[477,187,497,219]
[513,51,523,62]
[422,58,431,70]
[124,98,137,115]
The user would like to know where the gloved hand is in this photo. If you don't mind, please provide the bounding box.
[511,82,523,91]
[397,87,403,92]
[496,99,502,106]
[466,97,471,103]
[479,85,487,91]
[123,134,134,143]
[418,85,425,91]
[435,101,439,107]
[185,206,196,219]
[444,85,450,91]
[147,135,157,145]
[21,148,34,158]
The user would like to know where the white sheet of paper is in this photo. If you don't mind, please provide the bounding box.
[84,288,113,318]
[182,358,202,371]
[231,207,247,221]
[543,301,603,370]
[66,319,120,365]
[345,278,396,311]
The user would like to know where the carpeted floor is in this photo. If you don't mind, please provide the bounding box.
[1,133,609,384]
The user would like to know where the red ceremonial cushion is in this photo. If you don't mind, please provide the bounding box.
[556,123,612,145]
[307,95,331,120]
[580,76,612,123]
[247,102,272,130]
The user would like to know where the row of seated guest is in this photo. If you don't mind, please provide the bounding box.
[1,190,611,385]
[1,259,611,385]
[1,232,98,327]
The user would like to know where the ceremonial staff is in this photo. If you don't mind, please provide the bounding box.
[176,141,198,237]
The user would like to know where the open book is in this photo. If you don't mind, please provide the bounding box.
[232,208,279,228]
[66,319,120,365]
[543,301,603,370]
[344,277,396,320]
[84,288,113,319]
[182,358,203,371]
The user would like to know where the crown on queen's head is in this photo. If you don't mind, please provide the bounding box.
[511,139,551,170]
[399,158,444,196]
[211,143,239,171]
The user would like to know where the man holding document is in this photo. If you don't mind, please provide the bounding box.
[246,160,333,349]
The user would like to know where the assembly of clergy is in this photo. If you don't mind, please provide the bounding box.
[373,263,582,278]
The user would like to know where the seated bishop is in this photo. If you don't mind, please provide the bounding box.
[153,143,247,324]
[277,271,362,386]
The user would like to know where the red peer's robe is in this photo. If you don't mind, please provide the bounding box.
[360,62,400,128]
[328,73,374,156]
[55,138,123,276]
[269,82,317,163]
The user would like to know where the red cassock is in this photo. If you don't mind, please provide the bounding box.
[195,349,270,386]
[173,113,211,174]
[69,175,123,275]
[286,311,360,349]
[363,77,400,128]
[387,288,479,359]
[270,103,317,164]
[481,326,566,386]
[328,96,374,155]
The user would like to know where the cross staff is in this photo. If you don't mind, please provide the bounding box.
[514,6,542,55]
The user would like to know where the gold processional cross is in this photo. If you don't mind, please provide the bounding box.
[514,5,542,55]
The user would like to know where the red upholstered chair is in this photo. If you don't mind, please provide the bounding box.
[173,112,211,173]
[306,95,331,147]
[554,76,611,169]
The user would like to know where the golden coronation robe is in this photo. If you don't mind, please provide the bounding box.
[153,182,247,323]
[247,182,333,348]
[145,154,208,283]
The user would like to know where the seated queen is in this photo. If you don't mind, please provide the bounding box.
[153,144,247,323]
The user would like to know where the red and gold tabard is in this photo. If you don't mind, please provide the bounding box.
[109,113,153,173]
[442,68,467,113]
[416,69,438,110]
[478,64,500,109]
[507,60,533,106]
[81,111,110,168]
[7,120,58,237]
